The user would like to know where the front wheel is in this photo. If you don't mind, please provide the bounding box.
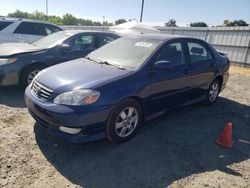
[206,79,221,105]
[20,65,44,88]
[106,99,143,143]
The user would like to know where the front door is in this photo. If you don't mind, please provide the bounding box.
[150,41,190,112]
[59,34,95,62]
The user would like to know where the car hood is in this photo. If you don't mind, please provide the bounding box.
[36,58,132,91]
[0,43,45,57]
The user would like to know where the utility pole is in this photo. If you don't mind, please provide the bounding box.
[140,0,144,22]
[103,16,105,26]
[46,0,48,15]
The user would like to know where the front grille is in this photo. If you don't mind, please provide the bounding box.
[31,80,53,100]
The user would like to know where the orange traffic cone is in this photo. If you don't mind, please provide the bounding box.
[216,122,233,148]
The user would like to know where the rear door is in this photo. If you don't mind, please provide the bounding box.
[13,22,47,43]
[150,40,190,112]
[185,39,215,98]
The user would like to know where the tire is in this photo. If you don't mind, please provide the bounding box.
[106,99,143,143]
[206,79,221,105]
[20,65,45,88]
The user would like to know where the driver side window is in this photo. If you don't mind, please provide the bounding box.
[67,35,94,51]
[155,42,185,65]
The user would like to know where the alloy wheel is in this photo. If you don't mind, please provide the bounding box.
[115,107,139,138]
[209,82,219,102]
[27,69,40,84]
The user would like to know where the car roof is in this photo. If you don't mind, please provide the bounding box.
[0,17,61,26]
[61,29,120,36]
[135,34,204,42]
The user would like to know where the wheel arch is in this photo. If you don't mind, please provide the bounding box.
[18,62,47,83]
[213,74,223,89]
[108,96,145,122]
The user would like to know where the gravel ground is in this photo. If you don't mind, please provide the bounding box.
[0,66,250,188]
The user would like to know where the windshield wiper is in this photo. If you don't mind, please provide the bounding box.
[86,57,126,70]
[101,61,126,70]
[86,57,102,64]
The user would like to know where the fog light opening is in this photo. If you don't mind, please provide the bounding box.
[59,126,81,134]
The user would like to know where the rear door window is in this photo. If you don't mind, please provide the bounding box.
[187,42,213,63]
[96,35,116,48]
[0,21,13,31]
[14,22,47,36]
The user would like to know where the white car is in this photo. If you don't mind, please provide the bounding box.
[0,18,62,44]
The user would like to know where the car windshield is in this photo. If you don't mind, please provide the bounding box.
[32,31,74,48]
[87,36,162,69]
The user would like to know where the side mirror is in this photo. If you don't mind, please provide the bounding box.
[153,60,173,70]
[59,43,71,51]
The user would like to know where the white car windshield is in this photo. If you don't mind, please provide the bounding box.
[32,31,74,48]
[87,36,162,69]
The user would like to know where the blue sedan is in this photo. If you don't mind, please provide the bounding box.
[0,30,119,87]
[25,34,229,143]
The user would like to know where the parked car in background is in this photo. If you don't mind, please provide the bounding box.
[25,34,230,144]
[0,30,119,87]
[0,18,62,44]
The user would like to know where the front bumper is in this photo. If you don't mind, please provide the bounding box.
[0,64,19,86]
[25,85,114,143]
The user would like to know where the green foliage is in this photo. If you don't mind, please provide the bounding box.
[102,21,113,26]
[7,9,31,19]
[7,10,113,26]
[165,19,177,27]
[47,16,63,25]
[115,19,127,25]
[62,13,77,25]
[226,20,248,26]
[190,22,208,27]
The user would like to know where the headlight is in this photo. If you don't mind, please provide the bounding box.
[54,89,100,106]
[0,58,17,66]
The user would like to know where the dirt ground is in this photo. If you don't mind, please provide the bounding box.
[0,66,250,188]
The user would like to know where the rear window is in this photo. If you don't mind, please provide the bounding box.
[44,24,62,35]
[0,21,13,31]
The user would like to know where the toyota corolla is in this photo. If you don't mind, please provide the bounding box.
[25,34,229,143]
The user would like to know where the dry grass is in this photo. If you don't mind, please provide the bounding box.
[230,65,250,78]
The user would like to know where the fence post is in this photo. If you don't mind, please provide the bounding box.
[243,39,250,67]
[204,29,209,41]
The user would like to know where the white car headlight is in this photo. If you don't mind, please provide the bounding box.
[0,58,17,66]
[54,89,100,106]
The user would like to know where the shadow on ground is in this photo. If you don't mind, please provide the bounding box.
[34,97,250,188]
[0,86,25,108]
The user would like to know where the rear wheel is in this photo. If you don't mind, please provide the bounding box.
[106,99,143,143]
[20,65,45,88]
[206,79,221,105]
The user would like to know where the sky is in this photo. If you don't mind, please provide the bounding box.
[0,0,249,26]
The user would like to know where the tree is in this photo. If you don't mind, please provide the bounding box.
[226,20,248,26]
[190,22,208,27]
[102,21,113,26]
[62,14,77,25]
[47,16,63,25]
[8,9,30,19]
[115,19,127,25]
[6,10,113,26]
[30,11,47,21]
[165,19,177,27]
